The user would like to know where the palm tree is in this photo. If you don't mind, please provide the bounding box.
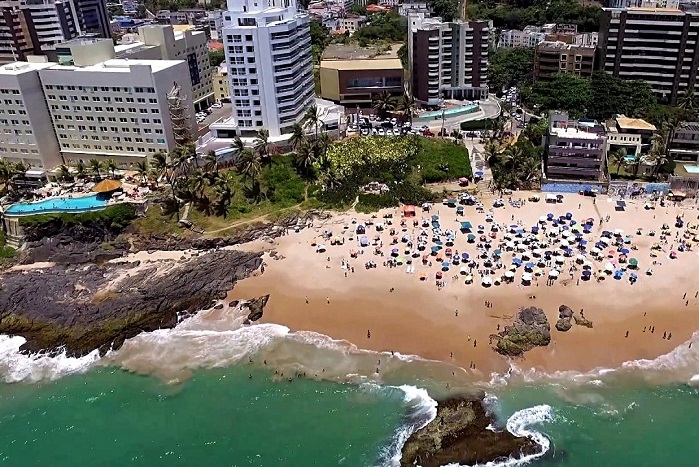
[89,158,102,179]
[105,159,118,178]
[289,122,306,151]
[303,104,323,139]
[213,182,233,217]
[204,150,218,173]
[611,148,627,175]
[237,148,262,186]
[372,90,396,119]
[316,132,331,160]
[75,160,86,179]
[650,153,669,179]
[151,152,168,186]
[169,149,191,179]
[484,141,500,167]
[135,161,149,184]
[396,88,416,125]
[231,136,245,154]
[678,86,697,114]
[632,153,642,178]
[295,140,317,178]
[58,164,72,182]
[191,169,209,198]
[254,128,271,166]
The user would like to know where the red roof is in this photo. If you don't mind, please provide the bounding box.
[366,4,388,12]
[208,40,224,51]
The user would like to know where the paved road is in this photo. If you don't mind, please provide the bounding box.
[424,97,502,133]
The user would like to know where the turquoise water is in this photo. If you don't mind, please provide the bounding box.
[0,367,407,466]
[684,164,699,174]
[5,194,107,215]
[2,363,699,466]
[419,104,479,120]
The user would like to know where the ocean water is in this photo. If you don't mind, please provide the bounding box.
[2,310,699,466]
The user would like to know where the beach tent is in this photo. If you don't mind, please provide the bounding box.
[525,262,535,270]
[493,249,502,257]
[447,199,457,207]
[512,257,522,266]
[403,205,417,217]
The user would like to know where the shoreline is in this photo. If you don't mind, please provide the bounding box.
[229,190,699,380]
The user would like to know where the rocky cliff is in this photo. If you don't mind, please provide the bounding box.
[0,250,262,356]
[401,393,539,467]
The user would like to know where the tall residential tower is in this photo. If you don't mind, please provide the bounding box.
[216,0,314,138]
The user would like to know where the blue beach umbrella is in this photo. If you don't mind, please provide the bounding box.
[467,234,476,242]
[442,262,451,270]
[547,213,554,220]
[460,221,472,231]
[531,226,539,233]
[565,212,573,219]
[525,262,535,270]
[493,249,502,257]
[461,253,470,260]
[620,248,630,255]
[513,257,522,266]
[582,270,592,277]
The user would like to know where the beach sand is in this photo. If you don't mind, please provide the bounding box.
[229,190,699,379]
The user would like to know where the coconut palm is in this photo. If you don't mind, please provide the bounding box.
[289,122,306,151]
[484,141,500,167]
[105,159,118,178]
[396,88,416,124]
[632,153,642,178]
[237,148,262,186]
[303,104,323,139]
[75,160,87,179]
[230,136,245,154]
[295,140,317,179]
[89,158,102,179]
[151,152,168,185]
[372,90,396,119]
[213,182,233,217]
[254,128,271,166]
[58,164,72,182]
[135,161,149,184]
[204,150,218,173]
[169,149,191,178]
[611,148,627,175]
[678,86,697,114]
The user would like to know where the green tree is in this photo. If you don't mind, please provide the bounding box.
[136,161,149,184]
[289,122,306,151]
[303,104,323,139]
[105,158,118,178]
[58,164,72,182]
[209,50,225,67]
[488,47,534,92]
[372,90,396,119]
[238,148,262,187]
[397,88,416,124]
[89,158,102,179]
[525,73,592,119]
[75,160,86,179]
[611,148,627,175]
[432,0,459,22]
[254,128,271,166]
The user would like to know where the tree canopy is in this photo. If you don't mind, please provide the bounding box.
[432,0,460,22]
[353,12,408,44]
[467,0,601,32]
[522,72,657,121]
[208,50,225,67]
[488,47,534,92]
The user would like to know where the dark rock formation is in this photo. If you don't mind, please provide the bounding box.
[401,394,539,467]
[573,315,594,328]
[555,318,573,332]
[558,305,573,319]
[244,295,269,322]
[0,250,263,356]
[493,307,551,356]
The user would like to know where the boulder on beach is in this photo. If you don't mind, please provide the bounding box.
[558,305,574,319]
[555,318,573,332]
[493,307,551,356]
[400,393,539,467]
[244,294,270,322]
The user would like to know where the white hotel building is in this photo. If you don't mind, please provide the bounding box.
[215,0,314,139]
[0,58,195,171]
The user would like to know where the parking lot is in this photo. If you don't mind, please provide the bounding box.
[195,103,232,138]
[347,115,437,137]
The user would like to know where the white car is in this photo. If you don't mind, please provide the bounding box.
[377,128,385,136]
[211,102,223,109]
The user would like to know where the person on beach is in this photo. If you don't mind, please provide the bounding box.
[326,297,330,304]
[625,331,629,338]
[367,330,371,339]
[663,332,667,339]
[669,333,672,339]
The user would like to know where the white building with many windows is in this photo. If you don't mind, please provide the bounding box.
[38,59,195,168]
[0,61,62,170]
[215,0,314,138]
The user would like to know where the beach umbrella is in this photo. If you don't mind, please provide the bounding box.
[512,257,522,266]
[533,248,543,257]
[316,244,326,252]
[582,270,592,277]
[602,230,612,238]
[517,244,527,252]
[460,266,469,275]
[629,258,639,267]
[594,242,605,250]
[506,241,515,249]
[620,248,630,255]
[92,179,122,193]
[579,240,588,247]
[531,226,539,234]
[614,270,624,280]
[576,254,585,263]
[534,268,543,276]
[630,272,638,281]
[572,226,581,233]
[516,229,525,236]
[539,216,547,223]
[505,270,515,279]
[478,225,486,232]
[549,269,560,278]
[397,256,406,265]
[522,273,533,282]
[547,213,554,220]
[481,276,492,287]
[493,249,502,257]
[605,262,614,272]
[436,271,443,279]
[614,229,624,236]
[564,248,573,256]
[583,261,593,269]
[467,233,476,242]
[525,261,535,270]
[521,252,531,260]
[441,262,450,270]
[391,248,400,256]
[460,221,472,231]
[565,212,573,219]
[555,257,564,264]
[670,251,677,259]
[608,250,615,257]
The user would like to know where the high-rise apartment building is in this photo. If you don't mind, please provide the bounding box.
[0,61,62,170]
[598,7,699,104]
[0,0,109,65]
[408,14,489,106]
[216,0,314,138]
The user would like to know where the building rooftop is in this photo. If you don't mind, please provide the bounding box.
[0,61,54,75]
[320,57,403,70]
[322,43,398,60]
[537,40,595,50]
[550,126,604,140]
[616,116,656,131]
[46,59,182,73]
[679,122,699,132]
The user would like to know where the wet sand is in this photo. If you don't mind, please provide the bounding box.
[229,190,699,378]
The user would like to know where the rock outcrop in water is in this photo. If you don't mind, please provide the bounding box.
[400,393,539,467]
[0,250,263,356]
[492,306,551,357]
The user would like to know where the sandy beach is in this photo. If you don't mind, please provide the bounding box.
[230,190,699,379]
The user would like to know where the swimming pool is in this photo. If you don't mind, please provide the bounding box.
[418,103,479,120]
[4,194,108,215]
[684,164,699,174]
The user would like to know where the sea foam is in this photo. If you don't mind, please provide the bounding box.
[0,335,100,383]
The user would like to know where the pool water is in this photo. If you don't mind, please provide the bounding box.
[418,103,479,120]
[684,164,699,174]
[5,194,107,215]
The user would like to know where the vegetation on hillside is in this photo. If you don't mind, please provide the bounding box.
[19,204,137,242]
[0,230,15,259]
[488,47,535,92]
[467,0,601,32]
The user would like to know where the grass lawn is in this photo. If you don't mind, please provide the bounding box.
[412,138,471,183]
[0,230,15,258]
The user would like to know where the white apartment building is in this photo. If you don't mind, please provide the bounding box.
[216,0,314,138]
[208,10,224,40]
[38,59,195,168]
[498,27,546,48]
[0,61,61,170]
[115,25,214,111]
